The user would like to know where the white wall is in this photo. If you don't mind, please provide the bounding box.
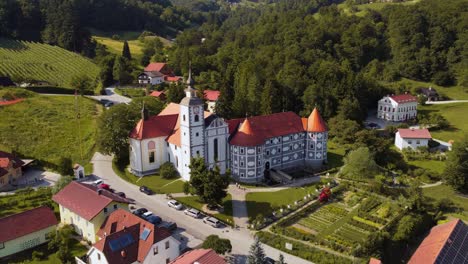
[150,77,163,85]
[395,132,429,150]
[377,96,417,121]
[130,137,169,176]
[87,248,109,264]
[142,236,180,264]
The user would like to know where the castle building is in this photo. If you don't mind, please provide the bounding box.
[377,94,417,122]
[129,71,328,183]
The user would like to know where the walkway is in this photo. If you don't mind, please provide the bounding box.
[87,87,132,105]
[426,100,468,105]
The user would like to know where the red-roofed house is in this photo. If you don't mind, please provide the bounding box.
[82,210,180,264]
[0,206,57,258]
[149,90,166,101]
[138,63,181,85]
[203,90,220,113]
[409,219,468,264]
[0,150,25,189]
[170,249,226,264]
[52,182,133,243]
[395,128,432,150]
[377,94,418,121]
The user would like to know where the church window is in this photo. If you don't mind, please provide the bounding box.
[195,115,199,122]
[149,152,155,163]
[240,161,244,166]
[266,150,270,156]
[214,139,219,161]
[148,141,155,150]
[241,173,244,178]
[196,150,200,156]
[278,148,281,153]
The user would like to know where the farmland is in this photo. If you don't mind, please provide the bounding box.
[0,38,100,88]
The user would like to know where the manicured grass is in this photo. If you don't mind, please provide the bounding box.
[175,195,234,225]
[423,184,468,221]
[0,38,99,88]
[391,78,468,100]
[407,159,446,174]
[93,36,144,57]
[0,94,100,170]
[419,103,468,143]
[245,183,321,218]
[112,161,185,194]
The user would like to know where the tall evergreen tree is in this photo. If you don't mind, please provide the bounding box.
[215,81,234,119]
[122,40,132,60]
[247,237,265,264]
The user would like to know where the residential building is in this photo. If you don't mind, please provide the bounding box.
[170,249,226,264]
[0,150,25,189]
[419,87,440,102]
[377,94,418,121]
[395,128,432,150]
[138,63,181,85]
[0,206,57,258]
[83,209,180,264]
[52,181,133,243]
[409,218,468,264]
[203,90,220,113]
[129,70,328,183]
[149,90,166,101]
[138,72,164,85]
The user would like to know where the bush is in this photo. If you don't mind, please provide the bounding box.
[32,250,44,260]
[159,162,179,179]
[433,71,455,86]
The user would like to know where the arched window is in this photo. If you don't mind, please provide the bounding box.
[194,115,199,122]
[148,141,155,150]
[213,138,218,161]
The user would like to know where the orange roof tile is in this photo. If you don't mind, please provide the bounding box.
[307,108,327,132]
[144,62,166,72]
[129,114,178,140]
[170,249,226,264]
[397,128,432,139]
[203,90,220,101]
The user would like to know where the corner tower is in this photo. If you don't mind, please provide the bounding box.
[305,108,328,168]
[179,67,206,180]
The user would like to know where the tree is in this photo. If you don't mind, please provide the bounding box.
[276,254,286,264]
[392,214,423,242]
[159,162,179,179]
[248,236,266,264]
[122,40,132,60]
[113,55,133,85]
[202,235,232,254]
[166,83,185,103]
[57,157,73,176]
[48,225,74,263]
[327,115,361,146]
[188,158,230,206]
[444,136,468,193]
[341,147,379,180]
[70,75,93,95]
[215,81,234,119]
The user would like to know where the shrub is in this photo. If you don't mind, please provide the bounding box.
[32,250,44,260]
[159,162,179,179]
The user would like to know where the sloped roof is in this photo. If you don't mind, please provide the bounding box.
[52,182,132,221]
[0,150,25,177]
[409,219,468,264]
[306,108,328,132]
[203,90,220,101]
[95,209,174,263]
[0,206,57,243]
[129,114,178,140]
[165,76,182,82]
[397,128,432,139]
[144,62,166,73]
[390,94,417,103]
[149,91,165,98]
[94,224,140,264]
[170,249,226,264]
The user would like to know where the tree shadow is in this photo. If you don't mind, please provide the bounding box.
[0,38,29,51]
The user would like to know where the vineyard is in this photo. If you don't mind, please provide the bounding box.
[0,38,100,88]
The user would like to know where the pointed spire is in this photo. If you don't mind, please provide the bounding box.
[186,61,194,87]
[307,107,327,132]
[239,118,254,135]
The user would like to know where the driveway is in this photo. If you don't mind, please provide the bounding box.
[90,152,313,264]
[426,100,468,105]
[87,87,132,105]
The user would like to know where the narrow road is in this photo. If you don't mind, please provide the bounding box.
[87,87,132,105]
[91,152,313,264]
[426,100,468,104]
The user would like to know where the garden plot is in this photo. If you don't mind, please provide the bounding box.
[297,203,349,233]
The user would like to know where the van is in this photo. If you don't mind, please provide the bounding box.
[203,217,221,228]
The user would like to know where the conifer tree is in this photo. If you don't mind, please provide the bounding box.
[215,81,234,119]
[122,40,132,60]
[247,237,265,264]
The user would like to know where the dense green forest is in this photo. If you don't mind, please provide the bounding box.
[169,0,468,120]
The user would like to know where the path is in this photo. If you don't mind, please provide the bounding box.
[421,181,443,188]
[87,87,132,105]
[426,100,468,104]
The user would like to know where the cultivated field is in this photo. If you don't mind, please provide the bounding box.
[0,38,100,88]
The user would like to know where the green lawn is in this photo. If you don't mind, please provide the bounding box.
[407,159,446,174]
[93,36,144,57]
[423,184,468,221]
[392,78,468,100]
[246,183,321,218]
[0,94,100,171]
[115,87,146,98]
[176,195,234,225]
[419,103,468,143]
[327,140,346,168]
[112,161,185,194]
[0,38,99,88]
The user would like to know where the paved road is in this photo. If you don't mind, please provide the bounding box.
[91,152,313,264]
[426,100,468,104]
[87,87,132,105]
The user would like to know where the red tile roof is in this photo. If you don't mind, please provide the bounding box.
[229,112,306,147]
[95,209,174,263]
[390,94,417,103]
[204,90,220,101]
[306,108,328,132]
[397,128,432,139]
[144,62,166,73]
[170,249,226,264]
[165,76,182,82]
[0,206,57,243]
[129,114,178,140]
[52,182,132,221]
[409,219,466,264]
[369,258,382,264]
[149,91,166,98]
[0,150,25,177]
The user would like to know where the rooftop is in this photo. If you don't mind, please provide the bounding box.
[0,150,25,177]
[203,90,220,101]
[397,128,432,139]
[144,62,166,73]
[390,94,418,103]
[170,249,226,264]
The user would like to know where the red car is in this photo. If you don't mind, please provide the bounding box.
[97,183,110,190]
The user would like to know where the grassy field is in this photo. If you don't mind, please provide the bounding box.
[113,161,185,194]
[423,184,468,221]
[0,38,100,88]
[0,94,100,170]
[176,195,234,225]
[419,103,468,143]
[407,159,446,175]
[392,78,468,100]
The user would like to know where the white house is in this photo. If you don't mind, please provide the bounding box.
[377,94,418,122]
[129,69,329,183]
[138,72,164,85]
[395,128,432,150]
[203,90,220,113]
[84,209,180,264]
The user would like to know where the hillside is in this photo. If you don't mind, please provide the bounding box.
[0,39,100,88]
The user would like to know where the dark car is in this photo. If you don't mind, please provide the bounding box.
[99,99,110,104]
[139,186,153,195]
[142,212,162,225]
[159,222,177,232]
[265,257,275,264]
[115,192,126,198]
[133,208,148,216]
[104,101,114,108]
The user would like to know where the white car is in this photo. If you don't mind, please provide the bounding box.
[93,179,103,186]
[184,208,201,219]
[168,200,183,210]
[203,216,221,228]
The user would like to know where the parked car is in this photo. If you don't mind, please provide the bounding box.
[99,99,110,104]
[142,212,162,225]
[115,192,126,198]
[93,179,103,185]
[168,200,183,210]
[203,217,221,228]
[132,208,148,216]
[104,101,114,108]
[139,186,153,195]
[97,183,110,190]
[159,222,177,232]
[184,208,201,219]
[265,257,275,264]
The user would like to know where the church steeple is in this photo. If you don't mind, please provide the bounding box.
[185,62,197,98]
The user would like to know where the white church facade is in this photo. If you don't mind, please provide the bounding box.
[129,72,328,183]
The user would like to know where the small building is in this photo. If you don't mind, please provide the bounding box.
[52,182,133,243]
[73,164,85,180]
[419,87,439,102]
[0,151,25,189]
[138,72,164,85]
[377,94,418,122]
[395,128,432,150]
[144,63,173,76]
[170,249,226,264]
[149,90,166,101]
[0,77,15,87]
[409,218,468,264]
[203,90,220,113]
[139,63,181,85]
[84,209,180,264]
[0,206,57,258]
